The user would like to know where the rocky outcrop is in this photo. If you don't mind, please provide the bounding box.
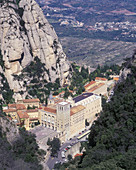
[0,0,70,100]
[0,116,19,144]
[119,53,136,81]
[119,67,131,81]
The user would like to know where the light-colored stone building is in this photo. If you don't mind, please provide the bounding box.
[70,105,85,137]
[84,77,108,96]
[95,77,108,83]
[41,107,57,130]
[3,103,26,123]
[4,93,102,142]
[3,108,17,121]
[17,98,40,108]
[26,109,40,127]
[84,81,96,91]
[17,110,30,130]
[73,93,102,123]
[3,99,40,130]
[87,83,107,96]
[40,92,102,142]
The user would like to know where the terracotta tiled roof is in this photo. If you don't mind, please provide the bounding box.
[70,105,85,116]
[17,111,29,119]
[74,153,83,158]
[26,109,38,113]
[8,103,16,108]
[113,77,119,81]
[16,104,26,110]
[53,95,58,97]
[84,81,96,88]
[44,107,56,114]
[8,103,26,110]
[54,98,64,104]
[59,91,65,95]
[95,77,107,81]
[30,118,38,121]
[88,83,105,92]
[23,98,40,103]
[3,109,16,113]
[48,98,64,106]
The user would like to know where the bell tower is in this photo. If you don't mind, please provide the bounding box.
[57,102,70,140]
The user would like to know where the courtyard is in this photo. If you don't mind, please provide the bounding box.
[30,125,58,150]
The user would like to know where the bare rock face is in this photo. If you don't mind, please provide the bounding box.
[0,116,19,144]
[19,0,70,82]
[0,0,70,100]
[119,53,136,82]
[119,68,131,81]
[0,1,32,97]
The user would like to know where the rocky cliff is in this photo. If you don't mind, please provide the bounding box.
[0,0,70,101]
[119,51,136,81]
[0,113,45,169]
[0,115,19,144]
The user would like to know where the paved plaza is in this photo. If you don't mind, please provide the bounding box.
[30,125,58,150]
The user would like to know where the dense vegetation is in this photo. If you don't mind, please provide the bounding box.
[55,63,120,99]
[14,57,60,103]
[0,73,15,104]
[89,64,120,81]
[0,50,14,104]
[59,57,136,169]
[0,51,14,105]
[0,50,4,70]
[67,63,120,97]
[0,112,45,169]
[47,137,61,156]
[69,63,88,95]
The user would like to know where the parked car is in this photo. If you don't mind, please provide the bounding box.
[61,151,65,158]
[64,148,68,151]
[67,145,71,149]
[110,91,114,95]
[63,148,67,152]
[61,151,65,154]
[64,159,68,162]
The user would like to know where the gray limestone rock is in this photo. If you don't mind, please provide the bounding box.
[0,0,70,100]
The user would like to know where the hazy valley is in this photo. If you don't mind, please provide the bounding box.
[0,0,136,170]
[36,0,136,67]
[60,37,135,67]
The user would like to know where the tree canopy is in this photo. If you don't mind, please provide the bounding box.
[59,57,136,170]
[47,137,61,156]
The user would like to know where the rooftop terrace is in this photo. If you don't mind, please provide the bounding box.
[73,92,93,103]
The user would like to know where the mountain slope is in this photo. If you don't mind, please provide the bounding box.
[0,112,44,169]
[0,0,70,101]
[59,53,136,169]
